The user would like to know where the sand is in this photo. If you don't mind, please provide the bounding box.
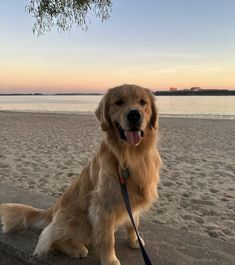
[0,111,234,243]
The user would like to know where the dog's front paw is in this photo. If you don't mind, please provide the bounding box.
[101,257,121,265]
[69,245,89,259]
[110,259,121,265]
[129,236,145,249]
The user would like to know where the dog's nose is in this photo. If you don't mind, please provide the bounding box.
[126,109,141,124]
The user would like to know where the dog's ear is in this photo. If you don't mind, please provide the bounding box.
[95,93,110,131]
[147,90,158,130]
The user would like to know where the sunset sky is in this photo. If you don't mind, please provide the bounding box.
[0,0,235,93]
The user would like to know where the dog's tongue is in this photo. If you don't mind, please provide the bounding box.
[124,130,141,145]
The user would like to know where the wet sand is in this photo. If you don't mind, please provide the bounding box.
[0,111,234,242]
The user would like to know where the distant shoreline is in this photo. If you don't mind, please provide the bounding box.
[0,90,234,96]
[0,93,104,96]
[154,90,235,96]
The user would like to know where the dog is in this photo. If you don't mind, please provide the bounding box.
[0,84,161,265]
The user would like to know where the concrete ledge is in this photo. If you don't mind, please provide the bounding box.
[0,185,234,265]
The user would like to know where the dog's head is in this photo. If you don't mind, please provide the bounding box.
[96,84,158,146]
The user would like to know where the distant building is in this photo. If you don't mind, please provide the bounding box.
[170,87,178,91]
[190,87,202,91]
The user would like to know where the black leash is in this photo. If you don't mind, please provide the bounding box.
[117,163,153,265]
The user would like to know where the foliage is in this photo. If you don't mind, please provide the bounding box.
[25,0,112,35]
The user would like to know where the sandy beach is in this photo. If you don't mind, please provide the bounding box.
[0,111,234,243]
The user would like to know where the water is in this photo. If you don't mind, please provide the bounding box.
[0,95,234,119]
[0,95,102,113]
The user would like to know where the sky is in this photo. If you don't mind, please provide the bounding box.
[0,0,235,93]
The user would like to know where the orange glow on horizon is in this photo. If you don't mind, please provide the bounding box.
[1,60,234,93]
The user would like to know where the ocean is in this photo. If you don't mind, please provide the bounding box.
[0,95,234,119]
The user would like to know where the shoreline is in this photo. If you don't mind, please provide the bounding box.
[0,112,234,243]
[0,110,234,120]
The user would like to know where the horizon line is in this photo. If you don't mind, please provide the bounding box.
[0,88,235,96]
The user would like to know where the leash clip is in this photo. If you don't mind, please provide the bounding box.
[121,161,129,181]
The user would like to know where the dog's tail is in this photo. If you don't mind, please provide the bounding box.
[0,203,53,233]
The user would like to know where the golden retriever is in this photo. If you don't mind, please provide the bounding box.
[0,84,161,265]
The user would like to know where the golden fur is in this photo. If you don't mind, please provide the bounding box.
[0,84,161,265]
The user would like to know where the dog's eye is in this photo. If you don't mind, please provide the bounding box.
[140,99,146,106]
[115,99,124,106]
